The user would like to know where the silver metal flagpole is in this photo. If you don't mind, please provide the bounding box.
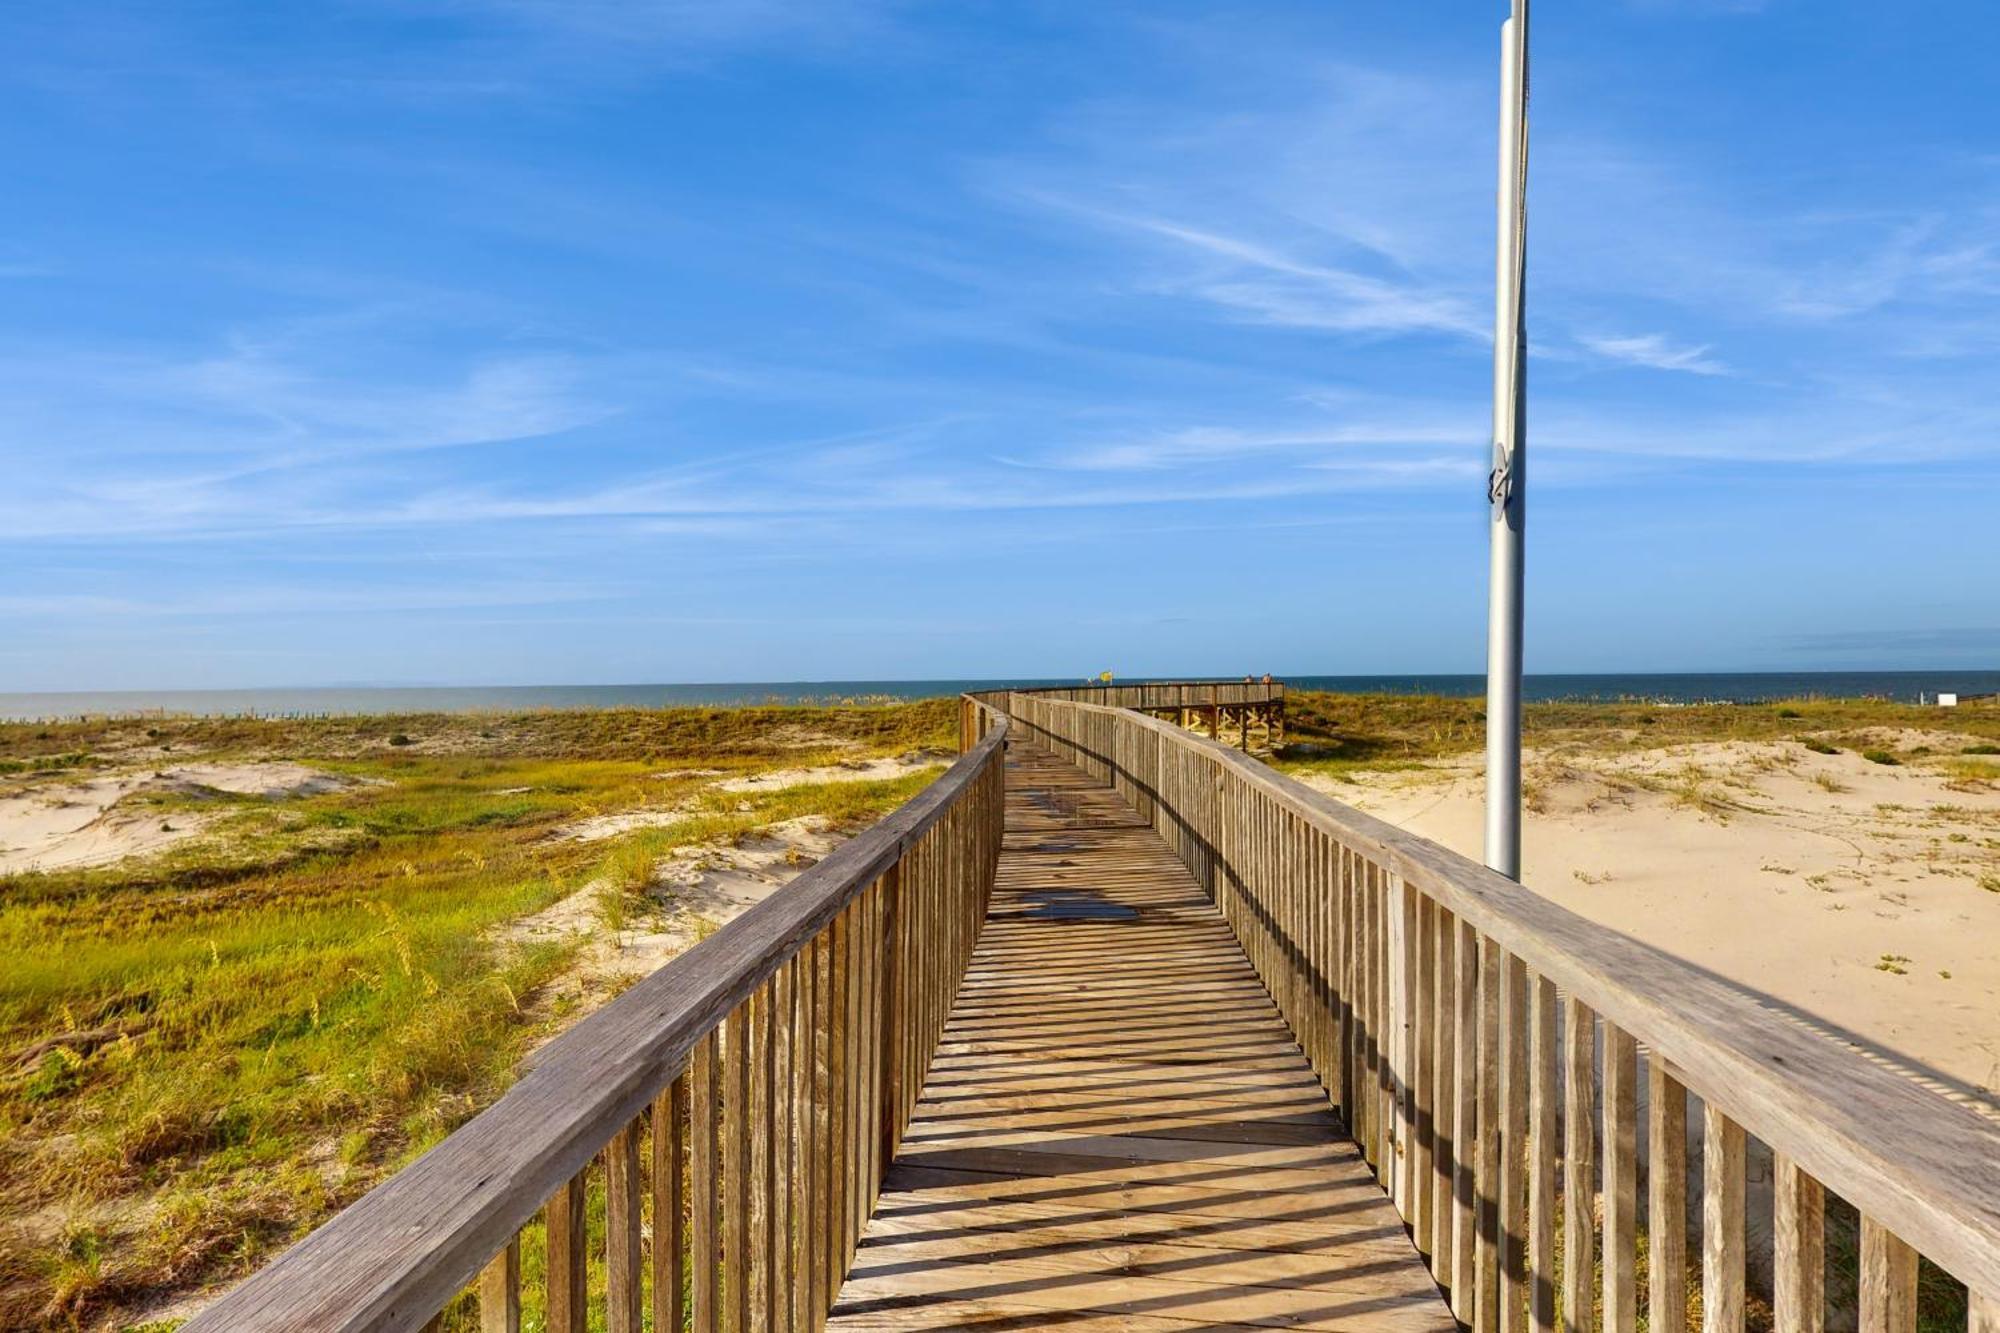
[1485,0,1530,878]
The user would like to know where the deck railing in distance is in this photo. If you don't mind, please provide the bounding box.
[959,678,1283,747]
[997,692,2000,1333]
[965,676,1283,710]
[186,718,1007,1333]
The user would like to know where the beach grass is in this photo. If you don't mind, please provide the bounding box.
[1272,691,2000,778]
[0,702,954,1328]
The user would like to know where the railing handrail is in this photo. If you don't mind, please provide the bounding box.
[1003,694,2000,1297]
[964,680,1285,715]
[967,677,1284,695]
[188,717,1010,1332]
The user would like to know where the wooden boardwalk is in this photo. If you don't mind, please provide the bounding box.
[828,743,1455,1331]
[195,693,2000,1333]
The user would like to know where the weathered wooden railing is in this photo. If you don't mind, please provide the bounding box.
[997,693,2000,1333]
[967,676,1283,712]
[187,718,1007,1332]
[958,677,1283,747]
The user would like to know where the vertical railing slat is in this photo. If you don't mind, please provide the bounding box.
[1603,1024,1639,1333]
[1529,973,1557,1333]
[1649,1063,1690,1333]
[1501,952,1531,1333]
[478,1236,520,1333]
[748,982,774,1331]
[653,1073,688,1333]
[1432,905,1459,1291]
[1452,916,1481,1327]
[1773,1152,1823,1333]
[1477,933,1502,1333]
[1415,892,1438,1259]
[606,1120,643,1333]
[1860,1219,1918,1333]
[691,1030,720,1331]
[723,1004,750,1333]
[1340,848,1359,1132]
[1701,1106,1746,1333]
[804,934,827,1331]
[1562,998,1595,1333]
[782,957,806,1328]
[774,958,797,1333]
[842,896,864,1273]
[1393,875,1419,1220]
[545,1169,588,1333]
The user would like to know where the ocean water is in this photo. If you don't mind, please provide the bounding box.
[1,671,1995,720]
[1286,671,2000,704]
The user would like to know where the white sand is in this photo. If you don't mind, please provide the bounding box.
[0,762,359,874]
[546,755,944,844]
[713,754,942,792]
[1306,737,2000,1107]
[499,816,844,1005]
[550,809,692,844]
[651,815,844,914]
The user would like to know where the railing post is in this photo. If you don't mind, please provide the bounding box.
[877,860,905,1169]
[1388,873,1415,1217]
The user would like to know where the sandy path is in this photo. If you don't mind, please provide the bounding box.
[1302,739,2000,1107]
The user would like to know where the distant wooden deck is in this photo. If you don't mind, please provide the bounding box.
[827,743,1455,1330]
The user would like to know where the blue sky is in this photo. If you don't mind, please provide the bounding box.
[2,1,1995,689]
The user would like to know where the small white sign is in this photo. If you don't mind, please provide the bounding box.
[1938,693,1959,707]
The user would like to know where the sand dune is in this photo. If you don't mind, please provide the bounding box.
[0,762,358,873]
[1308,736,2000,1108]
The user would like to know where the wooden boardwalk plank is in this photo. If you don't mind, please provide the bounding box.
[828,743,1455,1331]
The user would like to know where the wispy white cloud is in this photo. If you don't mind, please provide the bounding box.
[441,0,902,49]
[0,580,615,619]
[3,320,611,465]
[1011,415,1474,472]
[1001,192,1485,341]
[1626,0,1771,14]
[2,0,914,116]
[1775,217,2000,320]
[0,396,1483,541]
[0,301,633,545]
[1576,332,1731,376]
[981,57,1491,347]
[1102,213,1485,340]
